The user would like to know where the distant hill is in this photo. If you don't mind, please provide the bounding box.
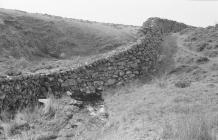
[0,8,139,75]
[0,8,139,59]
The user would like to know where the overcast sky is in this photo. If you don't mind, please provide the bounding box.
[0,0,218,27]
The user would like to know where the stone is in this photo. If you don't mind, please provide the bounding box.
[94,81,104,86]
[0,90,6,100]
[116,81,123,86]
[62,79,77,87]
[134,71,140,75]
[66,91,72,96]
[126,71,132,75]
[129,74,136,78]
[119,71,125,76]
[97,86,104,90]
[117,62,126,66]
[58,79,64,83]
[69,99,83,106]
[105,79,116,86]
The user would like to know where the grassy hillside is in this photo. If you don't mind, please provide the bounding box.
[1,11,218,140]
[0,8,139,75]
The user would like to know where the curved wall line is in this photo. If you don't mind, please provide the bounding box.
[0,18,189,112]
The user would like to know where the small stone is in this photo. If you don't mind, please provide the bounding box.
[126,71,132,75]
[97,86,104,90]
[69,99,83,105]
[85,89,91,94]
[66,91,72,96]
[116,81,123,86]
[48,77,54,81]
[134,71,140,75]
[129,74,135,78]
[105,79,116,86]
[119,71,125,76]
[112,75,119,78]
[94,81,104,87]
[0,91,5,100]
[129,63,138,68]
[62,79,77,87]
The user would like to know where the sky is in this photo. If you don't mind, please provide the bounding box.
[0,0,218,27]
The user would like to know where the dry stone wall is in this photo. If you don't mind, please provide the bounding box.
[0,18,189,112]
[139,17,189,36]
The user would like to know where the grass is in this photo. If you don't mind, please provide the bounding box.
[151,72,170,88]
[162,114,215,140]
[1,68,218,140]
[1,80,218,140]
[0,8,138,75]
[99,78,218,140]
[0,96,61,140]
[0,106,41,139]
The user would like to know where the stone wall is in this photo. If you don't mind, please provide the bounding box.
[0,18,189,112]
[139,17,189,36]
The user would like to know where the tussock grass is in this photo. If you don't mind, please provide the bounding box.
[0,96,60,140]
[162,114,216,140]
[40,96,59,119]
[174,80,191,88]
[152,72,170,88]
[0,106,42,138]
[15,105,42,124]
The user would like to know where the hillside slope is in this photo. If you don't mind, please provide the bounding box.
[0,9,138,59]
[2,26,218,140]
[85,24,218,140]
[0,8,138,75]
[2,13,218,140]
